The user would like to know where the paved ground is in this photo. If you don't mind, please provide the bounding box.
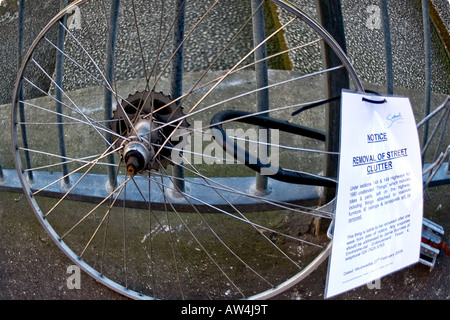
[0,184,448,300]
[0,0,448,302]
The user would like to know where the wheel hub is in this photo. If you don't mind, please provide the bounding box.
[112,90,189,175]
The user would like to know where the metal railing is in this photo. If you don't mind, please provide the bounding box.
[0,0,448,191]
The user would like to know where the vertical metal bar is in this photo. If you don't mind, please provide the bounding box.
[447,148,450,175]
[380,0,393,95]
[311,0,348,236]
[18,0,33,182]
[0,157,3,181]
[105,0,120,190]
[56,0,70,187]
[251,0,270,194]
[421,0,432,162]
[315,0,349,203]
[171,0,186,193]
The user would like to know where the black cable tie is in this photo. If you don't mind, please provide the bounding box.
[361,91,387,104]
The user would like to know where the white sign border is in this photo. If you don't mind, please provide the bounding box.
[325,90,423,299]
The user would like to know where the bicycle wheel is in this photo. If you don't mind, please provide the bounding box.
[12,0,363,299]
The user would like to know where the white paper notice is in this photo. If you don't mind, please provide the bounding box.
[325,90,423,298]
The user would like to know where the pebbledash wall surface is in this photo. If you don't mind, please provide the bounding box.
[1,0,449,108]
[0,0,256,106]
[0,0,62,105]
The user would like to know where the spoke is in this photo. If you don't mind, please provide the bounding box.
[154,156,334,220]
[130,0,149,82]
[155,99,340,156]
[122,172,128,289]
[43,146,121,216]
[18,120,116,126]
[152,0,221,92]
[146,171,157,297]
[130,173,200,299]
[160,166,276,285]
[60,21,114,95]
[79,174,127,257]
[19,146,118,175]
[145,0,179,88]
[48,21,148,139]
[148,16,298,158]
[99,161,124,276]
[30,58,113,147]
[417,97,449,128]
[60,20,139,137]
[149,167,325,247]
[150,64,344,135]
[174,38,322,107]
[421,108,449,158]
[44,36,102,84]
[123,0,156,135]
[126,171,203,298]
[24,153,104,172]
[19,98,127,141]
[44,34,136,115]
[151,167,245,298]
[145,37,323,120]
[137,0,258,117]
[133,0,214,121]
[423,145,449,189]
[194,194,301,275]
[60,176,132,240]
[158,173,185,299]
[159,160,298,283]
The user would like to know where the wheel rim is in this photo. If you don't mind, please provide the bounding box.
[12,0,362,299]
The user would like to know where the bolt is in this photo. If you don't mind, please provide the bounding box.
[123,142,149,176]
[126,154,141,176]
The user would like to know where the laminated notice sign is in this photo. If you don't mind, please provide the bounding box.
[325,90,423,298]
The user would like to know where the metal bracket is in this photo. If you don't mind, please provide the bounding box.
[420,217,448,270]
